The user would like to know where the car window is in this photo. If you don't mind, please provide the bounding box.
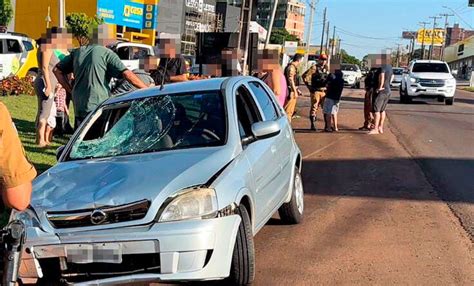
[248,81,279,121]
[0,40,4,54]
[131,47,151,59]
[116,46,131,60]
[22,40,33,51]
[236,85,261,139]
[67,91,226,160]
[5,39,22,53]
[412,63,449,73]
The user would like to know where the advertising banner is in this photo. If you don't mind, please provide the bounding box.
[97,0,158,30]
[416,29,445,46]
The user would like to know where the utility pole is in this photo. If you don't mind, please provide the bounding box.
[237,0,247,56]
[395,44,402,67]
[304,0,316,69]
[429,16,441,60]
[242,0,254,75]
[325,21,330,54]
[331,25,336,57]
[58,0,66,28]
[419,21,429,60]
[439,13,454,60]
[265,0,279,48]
[319,7,327,56]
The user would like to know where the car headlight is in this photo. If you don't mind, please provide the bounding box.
[9,208,41,228]
[445,78,456,85]
[409,77,419,83]
[158,187,218,222]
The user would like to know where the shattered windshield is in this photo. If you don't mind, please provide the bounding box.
[68,91,226,160]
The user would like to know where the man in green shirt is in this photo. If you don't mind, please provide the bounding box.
[54,28,147,129]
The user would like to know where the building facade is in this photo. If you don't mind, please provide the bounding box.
[444,35,474,77]
[446,24,474,46]
[256,0,305,41]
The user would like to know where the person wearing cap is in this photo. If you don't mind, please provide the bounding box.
[1,103,37,211]
[284,53,304,121]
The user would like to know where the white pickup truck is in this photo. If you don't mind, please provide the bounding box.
[400,60,456,105]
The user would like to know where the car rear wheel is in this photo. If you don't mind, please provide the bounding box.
[278,167,304,224]
[445,98,454,105]
[229,205,255,285]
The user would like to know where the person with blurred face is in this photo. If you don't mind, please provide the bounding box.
[258,49,287,107]
[34,27,72,147]
[154,38,188,84]
[284,53,304,121]
[112,55,156,95]
[54,24,147,129]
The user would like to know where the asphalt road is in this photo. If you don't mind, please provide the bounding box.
[251,87,474,285]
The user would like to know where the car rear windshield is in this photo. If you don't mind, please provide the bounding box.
[412,63,449,73]
[67,91,226,160]
[341,64,358,71]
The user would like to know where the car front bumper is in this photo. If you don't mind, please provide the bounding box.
[406,84,456,98]
[390,81,401,88]
[343,77,357,85]
[19,215,241,285]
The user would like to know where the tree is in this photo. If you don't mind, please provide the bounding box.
[66,13,104,46]
[340,49,361,66]
[270,28,300,45]
[0,0,13,27]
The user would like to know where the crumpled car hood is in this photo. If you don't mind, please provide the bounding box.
[31,147,232,214]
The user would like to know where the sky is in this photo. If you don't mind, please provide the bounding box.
[303,0,474,59]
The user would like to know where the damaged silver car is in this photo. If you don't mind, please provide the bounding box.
[13,76,304,285]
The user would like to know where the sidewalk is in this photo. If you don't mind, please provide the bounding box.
[253,94,474,285]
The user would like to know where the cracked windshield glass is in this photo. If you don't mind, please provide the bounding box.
[69,92,225,160]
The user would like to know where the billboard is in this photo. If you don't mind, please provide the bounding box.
[417,28,445,46]
[97,0,158,30]
[402,31,417,39]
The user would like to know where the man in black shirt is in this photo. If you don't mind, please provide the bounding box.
[323,69,344,132]
[359,67,381,130]
[368,62,393,135]
[153,38,188,85]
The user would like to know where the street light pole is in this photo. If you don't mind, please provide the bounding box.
[265,0,279,48]
[319,7,327,56]
[242,0,254,75]
[58,0,66,28]
[429,16,441,60]
[331,25,336,57]
[325,21,330,54]
[304,0,316,69]
[419,21,429,60]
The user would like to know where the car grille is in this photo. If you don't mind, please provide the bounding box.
[419,79,445,88]
[47,200,150,228]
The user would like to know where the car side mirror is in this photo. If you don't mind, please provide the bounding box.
[56,145,65,161]
[251,121,281,140]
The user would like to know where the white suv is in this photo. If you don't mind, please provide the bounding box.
[341,64,362,88]
[400,60,456,105]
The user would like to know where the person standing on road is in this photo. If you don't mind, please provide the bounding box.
[54,25,148,130]
[323,68,344,132]
[152,38,188,85]
[0,103,37,211]
[258,49,287,108]
[359,67,380,130]
[368,62,393,135]
[284,53,303,121]
[308,63,329,131]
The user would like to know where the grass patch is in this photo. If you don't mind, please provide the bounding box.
[462,87,474,92]
[0,95,72,226]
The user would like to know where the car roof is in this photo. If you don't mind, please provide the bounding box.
[412,60,447,64]
[0,33,31,41]
[107,77,231,104]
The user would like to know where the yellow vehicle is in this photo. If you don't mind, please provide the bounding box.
[0,32,39,80]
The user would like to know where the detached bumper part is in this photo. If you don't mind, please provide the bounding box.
[19,215,241,284]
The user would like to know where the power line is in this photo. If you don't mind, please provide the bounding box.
[336,27,400,40]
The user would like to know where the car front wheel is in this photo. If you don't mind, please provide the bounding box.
[278,167,304,224]
[445,98,454,105]
[229,205,255,285]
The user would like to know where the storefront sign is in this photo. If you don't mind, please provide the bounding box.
[185,0,215,13]
[97,0,158,30]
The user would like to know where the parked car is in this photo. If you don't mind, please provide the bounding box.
[12,76,304,285]
[108,41,155,71]
[0,32,38,80]
[400,60,456,105]
[341,63,362,88]
[390,67,404,89]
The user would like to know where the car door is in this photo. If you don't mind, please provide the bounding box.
[235,83,282,228]
[247,81,292,206]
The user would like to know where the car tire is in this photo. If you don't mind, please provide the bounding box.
[445,98,454,105]
[356,81,361,89]
[229,205,255,286]
[437,96,444,102]
[26,69,38,81]
[278,167,304,224]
